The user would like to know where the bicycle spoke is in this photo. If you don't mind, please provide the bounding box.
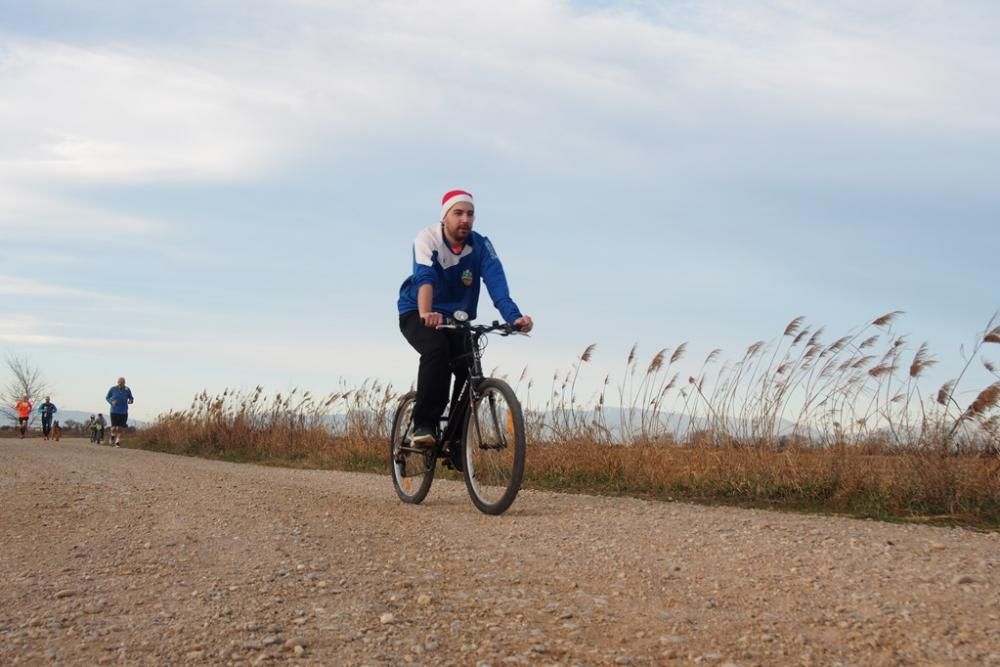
[464,381,524,513]
[486,394,508,449]
[389,393,434,503]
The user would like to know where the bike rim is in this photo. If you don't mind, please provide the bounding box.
[392,400,426,496]
[465,386,518,506]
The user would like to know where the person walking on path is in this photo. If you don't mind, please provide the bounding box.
[105,378,134,447]
[38,397,57,440]
[15,396,33,438]
[89,415,98,443]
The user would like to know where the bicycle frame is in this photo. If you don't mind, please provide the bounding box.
[397,320,516,464]
[390,314,528,514]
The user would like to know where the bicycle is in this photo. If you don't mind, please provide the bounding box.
[389,310,528,515]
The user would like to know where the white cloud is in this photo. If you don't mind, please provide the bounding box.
[3,1,996,196]
[0,275,108,299]
[0,275,152,315]
[269,1,999,131]
[0,184,164,240]
[0,313,187,351]
[0,38,303,187]
[0,313,415,384]
[0,315,96,347]
[670,3,1000,129]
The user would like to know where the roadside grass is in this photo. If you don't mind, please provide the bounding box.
[131,312,1000,527]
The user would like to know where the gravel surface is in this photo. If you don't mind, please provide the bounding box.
[1,437,999,666]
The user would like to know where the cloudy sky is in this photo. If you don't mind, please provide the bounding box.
[1,0,997,420]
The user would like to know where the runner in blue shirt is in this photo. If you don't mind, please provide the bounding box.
[37,397,58,441]
[105,377,134,448]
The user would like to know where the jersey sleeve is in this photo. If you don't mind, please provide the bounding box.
[480,236,523,324]
[411,231,437,288]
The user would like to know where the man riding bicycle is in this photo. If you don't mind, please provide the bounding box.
[398,189,533,449]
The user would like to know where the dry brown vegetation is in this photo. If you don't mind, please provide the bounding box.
[135,312,1000,525]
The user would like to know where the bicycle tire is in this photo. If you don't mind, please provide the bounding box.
[389,391,435,504]
[462,378,526,515]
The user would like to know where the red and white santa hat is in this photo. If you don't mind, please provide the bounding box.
[440,189,474,221]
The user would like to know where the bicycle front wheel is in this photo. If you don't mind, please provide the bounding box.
[389,391,435,504]
[462,379,526,515]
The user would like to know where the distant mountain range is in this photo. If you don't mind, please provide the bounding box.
[321,407,807,440]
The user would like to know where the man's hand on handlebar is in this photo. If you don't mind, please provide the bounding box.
[513,315,534,333]
[421,311,444,328]
[429,312,533,333]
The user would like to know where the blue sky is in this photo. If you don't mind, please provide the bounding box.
[1,0,998,420]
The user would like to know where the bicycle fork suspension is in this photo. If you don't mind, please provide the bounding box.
[472,393,508,451]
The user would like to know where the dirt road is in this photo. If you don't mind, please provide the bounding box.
[1,438,998,665]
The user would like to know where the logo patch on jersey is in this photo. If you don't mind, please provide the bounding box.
[461,269,474,287]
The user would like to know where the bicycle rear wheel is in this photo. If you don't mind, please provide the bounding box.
[389,391,435,504]
[462,379,526,515]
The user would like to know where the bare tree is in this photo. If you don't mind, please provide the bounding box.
[1,355,49,426]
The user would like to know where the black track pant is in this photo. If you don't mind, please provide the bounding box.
[42,417,52,437]
[399,311,469,432]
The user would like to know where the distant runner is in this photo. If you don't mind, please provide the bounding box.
[105,377,134,448]
[95,414,106,445]
[38,397,58,441]
[15,395,32,439]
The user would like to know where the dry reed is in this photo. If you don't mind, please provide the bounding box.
[133,311,1000,525]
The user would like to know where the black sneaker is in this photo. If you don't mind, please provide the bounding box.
[409,427,435,448]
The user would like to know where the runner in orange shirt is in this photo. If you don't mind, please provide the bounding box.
[15,395,32,439]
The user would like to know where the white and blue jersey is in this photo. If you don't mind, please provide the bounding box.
[397,223,522,323]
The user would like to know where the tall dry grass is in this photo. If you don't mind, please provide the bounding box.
[527,311,1000,451]
[139,381,396,472]
[134,312,1000,524]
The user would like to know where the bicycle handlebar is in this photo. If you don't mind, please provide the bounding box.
[436,319,527,336]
